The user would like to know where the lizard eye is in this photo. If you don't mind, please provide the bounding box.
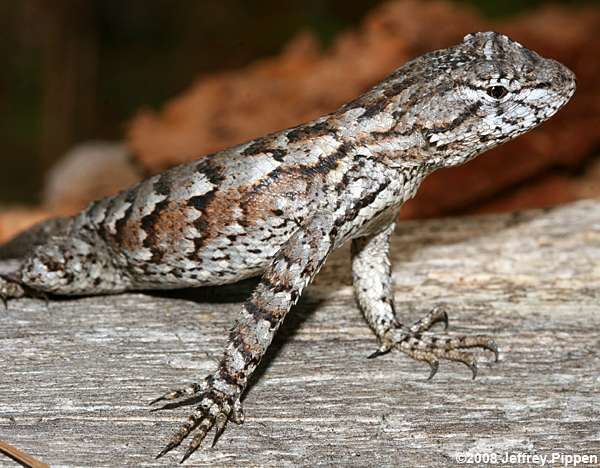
[487,85,509,99]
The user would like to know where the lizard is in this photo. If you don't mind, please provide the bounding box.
[0,32,575,462]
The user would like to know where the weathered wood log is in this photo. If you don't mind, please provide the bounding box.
[1,200,599,466]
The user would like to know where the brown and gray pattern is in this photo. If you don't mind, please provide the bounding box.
[0,32,576,461]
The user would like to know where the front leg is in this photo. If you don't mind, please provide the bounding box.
[351,223,498,379]
[153,213,336,462]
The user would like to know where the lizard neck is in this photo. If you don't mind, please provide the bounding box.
[325,108,442,174]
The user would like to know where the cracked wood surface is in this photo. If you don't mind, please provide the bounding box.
[1,200,599,466]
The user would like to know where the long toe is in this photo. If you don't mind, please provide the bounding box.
[150,383,204,405]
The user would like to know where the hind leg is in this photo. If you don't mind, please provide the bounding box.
[352,225,498,379]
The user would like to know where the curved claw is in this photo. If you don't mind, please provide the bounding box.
[181,419,212,463]
[157,413,202,461]
[485,339,499,362]
[149,395,166,406]
[367,347,391,359]
[150,383,203,406]
[211,412,228,447]
[181,437,204,464]
[426,360,440,381]
[439,310,449,331]
[149,391,177,409]
[149,402,182,412]
[149,396,203,412]
[156,440,180,460]
[429,306,449,331]
[180,446,196,464]
[467,360,478,380]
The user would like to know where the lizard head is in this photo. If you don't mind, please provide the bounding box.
[363,31,576,168]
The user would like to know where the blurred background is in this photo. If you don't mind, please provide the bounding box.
[0,0,599,241]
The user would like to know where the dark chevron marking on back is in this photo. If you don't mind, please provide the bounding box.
[285,120,332,143]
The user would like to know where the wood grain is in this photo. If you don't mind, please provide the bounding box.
[1,200,599,466]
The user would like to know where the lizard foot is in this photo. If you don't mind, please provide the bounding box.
[0,275,26,308]
[368,306,498,380]
[151,377,243,462]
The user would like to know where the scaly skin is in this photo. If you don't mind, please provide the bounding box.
[0,32,575,461]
